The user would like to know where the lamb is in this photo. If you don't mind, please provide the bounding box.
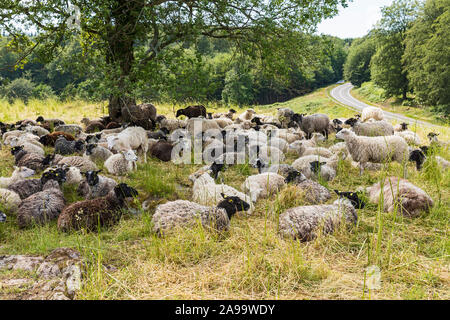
[297,114,330,140]
[108,126,148,163]
[242,172,286,202]
[394,130,421,145]
[278,198,358,241]
[6,133,42,148]
[151,195,250,235]
[336,129,409,176]
[84,143,113,162]
[104,150,138,175]
[7,167,68,200]
[297,145,334,158]
[284,170,331,204]
[361,107,384,122]
[11,146,45,171]
[39,132,76,147]
[54,137,86,155]
[270,129,305,144]
[192,173,254,212]
[57,183,138,232]
[0,166,35,188]
[176,105,207,119]
[366,177,434,218]
[77,170,118,199]
[0,188,22,212]
[16,172,67,228]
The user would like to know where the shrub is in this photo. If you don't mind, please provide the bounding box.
[2,78,35,104]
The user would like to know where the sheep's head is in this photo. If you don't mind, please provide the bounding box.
[74,140,86,151]
[14,166,35,179]
[310,161,326,175]
[400,123,408,131]
[85,144,97,155]
[41,167,67,185]
[10,145,24,156]
[229,109,237,114]
[36,116,44,122]
[210,162,224,180]
[86,133,102,144]
[42,154,56,167]
[427,132,439,141]
[175,109,185,118]
[344,118,358,127]
[114,183,139,201]
[285,169,306,184]
[419,146,429,155]
[156,115,166,123]
[409,149,426,170]
[218,194,250,218]
[335,128,353,141]
[122,149,138,162]
[333,119,343,126]
[334,190,366,209]
[251,117,263,125]
[83,170,102,186]
[39,135,53,146]
[81,118,91,126]
[0,212,5,223]
[252,158,266,173]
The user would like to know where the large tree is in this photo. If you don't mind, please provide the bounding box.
[343,36,376,87]
[370,0,419,100]
[403,0,450,115]
[0,0,348,120]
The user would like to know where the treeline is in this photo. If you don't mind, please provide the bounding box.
[344,0,449,116]
[0,34,349,106]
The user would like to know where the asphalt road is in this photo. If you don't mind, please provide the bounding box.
[330,82,441,128]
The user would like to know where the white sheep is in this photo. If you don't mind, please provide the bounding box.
[104,150,138,175]
[361,106,384,122]
[192,172,254,213]
[0,166,35,188]
[329,142,350,160]
[394,130,421,145]
[0,188,22,212]
[241,172,286,202]
[236,109,256,123]
[109,126,148,163]
[336,129,408,176]
[186,118,221,137]
[278,198,358,241]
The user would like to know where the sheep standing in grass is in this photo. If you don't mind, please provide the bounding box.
[336,129,409,176]
[17,171,67,228]
[361,107,384,122]
[366,177,434,218]
[109,126,148,163]
[152,195,250,235]
[104,150,138,175]
[297,114,330,140]
[0,166,35,188]
[77,170,118,199]
[278,198,358,241]
[0,188,22,212]
[242,172,286,202]
[58,183,138,232]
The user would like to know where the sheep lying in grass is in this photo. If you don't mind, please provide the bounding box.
[366,177,434,218]
[148,139,174,162]
[329,142,349,160]
[54,124,83,136]
[292,155,338,180]
[84,143,113,162]
[77,170,118,199]
[25,125,50,137]
[237,109,256,123]
[361,106,384,122]
[336,129,409,177]
[43,154,98,172]
[253,159,294,176]
[284,170,331,204]
[55,137,85,155]
[278,198,358,241]
[242,172,286,202]
[0,166,35,188]
[39,132,75,146]
[297,145,333,158]
[157,116,187,132]
[193,172,254,212]
[11,146,45,171]
[17,171,67,228]
[0,188,22,212]
[104,150,138,175]
[152,195,250,235]
[109,126,148,163]
[288,133,324,154]
[36,116,65,128]
[58,183,138,232]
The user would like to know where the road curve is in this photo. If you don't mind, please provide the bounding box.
[330,82,441,128]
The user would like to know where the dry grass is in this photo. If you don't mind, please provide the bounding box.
[0,86,449,300]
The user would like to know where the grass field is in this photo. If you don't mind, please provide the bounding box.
[0,86,449,300]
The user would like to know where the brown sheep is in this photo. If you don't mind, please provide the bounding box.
[39,132,76,147]
[176,105,207,119]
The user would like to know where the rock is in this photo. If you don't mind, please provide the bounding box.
[0,255,44,271]
[65,265,82,299]
[0,278,32,288]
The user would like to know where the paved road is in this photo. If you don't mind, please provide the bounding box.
[330,82,441,128]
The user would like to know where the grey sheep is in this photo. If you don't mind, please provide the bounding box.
[55,137,85,155]
[152,195,250,235]
[77,170,118,199]
[84,143,113,162]
[351,119,394,137]
[297,114,330,140]
[284,170,331,204]
[54,124,83,136]
[11,146,45,171]
[43,154,98,172]
[278,198,357,241]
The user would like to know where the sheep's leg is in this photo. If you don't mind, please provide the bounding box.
[359,162,365,176]
[403,161,408,179]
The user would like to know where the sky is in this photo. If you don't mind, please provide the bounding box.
[317,0,395,39]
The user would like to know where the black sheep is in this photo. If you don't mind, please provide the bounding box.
[409,149,426,170]
[334,190,366,209]
[176,105,207,119]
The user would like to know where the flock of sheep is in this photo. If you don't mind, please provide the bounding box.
[0,103,447,241]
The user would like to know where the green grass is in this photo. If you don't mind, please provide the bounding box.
[0,85,449,300]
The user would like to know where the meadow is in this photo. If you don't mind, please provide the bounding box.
[0,86,449,300]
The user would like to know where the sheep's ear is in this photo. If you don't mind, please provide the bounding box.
[334,190,341,196]
[96,170,102,174]
[220,193,227,199]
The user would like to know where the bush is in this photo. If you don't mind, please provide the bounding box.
[2,78,35,104]
[33,84,55,100]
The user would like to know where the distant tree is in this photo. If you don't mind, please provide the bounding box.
[370,0,419,100]
[404,0,450,115]
[0,0,348,121]
[2,77,35,103]
[344,37,376,87]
